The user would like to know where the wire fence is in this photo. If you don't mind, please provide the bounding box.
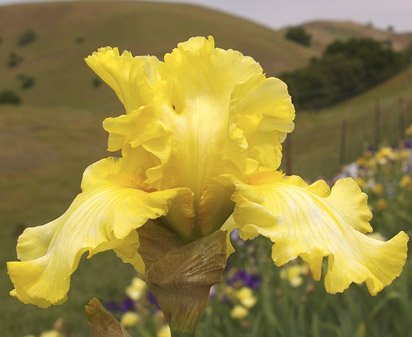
[282,96,412,179]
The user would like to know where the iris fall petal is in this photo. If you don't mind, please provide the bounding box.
[229,172,409,295]
[8,158,188,307]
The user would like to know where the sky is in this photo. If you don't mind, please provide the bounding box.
[1,0,411,32]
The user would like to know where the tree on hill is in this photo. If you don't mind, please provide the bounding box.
[281,38,405,110]
[285,26,311,47]
[324,38,403,85]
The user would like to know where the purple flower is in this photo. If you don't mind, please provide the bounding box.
[147,291,160,309]
[120,297,136,312]
[247,274,262,289]
[105,300,120,312]
[228,270,262,289]
[404,140,412,149]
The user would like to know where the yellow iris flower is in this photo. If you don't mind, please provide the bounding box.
[7,36,408,308]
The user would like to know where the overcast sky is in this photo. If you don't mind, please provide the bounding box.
[1,0,411,32]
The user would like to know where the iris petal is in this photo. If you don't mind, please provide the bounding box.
[229,74,295,170]
[229,172,409,295]
[7,158,188,307]
[85,47,160,113]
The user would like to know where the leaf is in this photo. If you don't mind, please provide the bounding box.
[85,298,132,337]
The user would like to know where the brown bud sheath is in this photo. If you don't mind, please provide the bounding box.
[138,221,227,336]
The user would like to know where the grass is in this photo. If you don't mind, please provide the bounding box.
[0,1,411,336]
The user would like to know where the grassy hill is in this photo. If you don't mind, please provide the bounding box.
[301,20,412,53]
[0,1,412,336]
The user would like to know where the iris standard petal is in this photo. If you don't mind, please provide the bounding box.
[85,47,160,113]
[157,36,264,195]
[229,172,409,295]
[7,158,189,307]
[229,75,295,170]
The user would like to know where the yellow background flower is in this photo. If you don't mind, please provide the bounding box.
[121,311,140,327]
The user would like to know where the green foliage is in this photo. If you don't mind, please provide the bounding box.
[325,39,403,84]
[285,26,311,47]
[281,38,405,110]
[0,90,21,105]
[18,29,37,46]
[7,51,23,68]
[403,42,412,62]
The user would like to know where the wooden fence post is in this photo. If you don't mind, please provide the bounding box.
[339,119,347,165]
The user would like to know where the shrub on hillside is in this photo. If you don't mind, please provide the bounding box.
[92,77,102,88]
[285,26,311,47]
[401,42,412,63]
[281,38,405,110]
[0,90,21,105]
[17,74,35,90]
[7,52,23,68]
[18,29,37,46]
[75,36,84,44]
[324,38,403,84]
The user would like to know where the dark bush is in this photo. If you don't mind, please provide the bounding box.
[324,38,403,84]
[17,74,35,90]
[7,52,23,68]
[280,38,405,110]
[285,26,311,47]
[75,36,84,44]
[18,30,37,46]
[92,77,102,88]
[0,90,21,105]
